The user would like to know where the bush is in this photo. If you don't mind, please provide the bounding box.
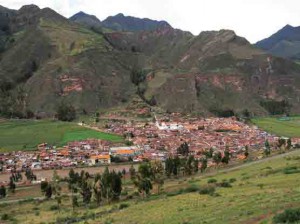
[184,185,200,193]
[283,166,300,174]
[119,203,129,210]
[198,185,216,195]
[56,104,76,122]
[229,178,237,183]
[1,214,9,220]
[217,180,232,188]
[166,189,183,197]
[207,178,217,184]
[273,208,300,223]
[50,205,59,211]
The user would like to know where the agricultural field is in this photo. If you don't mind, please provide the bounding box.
[1,150,300,223]
[0,120,123,152]
[252,116,300,137]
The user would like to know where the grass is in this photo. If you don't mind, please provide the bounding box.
[1,150,300,223]
[0,120,123,151]
[252,116,300,137]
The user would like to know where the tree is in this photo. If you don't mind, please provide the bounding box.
[184,156,194,175]
[52,170,62,211]
[9,177,16,193]
[0,185,6,198]
[287,138,292,150]
[93,174,102,206]
[136,177,152,197]
[45,184,52,199]
[172,156,180,176]
[165,157,174,177]
[193,159,199,173]
[204,148,214,158]
[41,181,49,193]
[222,146,230,164]
[81,180,92,206]
[200,157,207,173]
[177,142,189,156]
[264,140,271,156]
[213,151,222,166]
[151,160,164,194]
[129,165,136,182]
[56,103,76,122]
[244,145,249,158]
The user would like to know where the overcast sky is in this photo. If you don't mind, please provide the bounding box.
[0,0,299,43]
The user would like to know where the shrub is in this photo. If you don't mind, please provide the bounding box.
[217,180,232,188]
[229,178,237,183]
[283,166,300,174]
[273,208,300,223]
[198,185,216,195]
[56,103,76,122]
[119,203,129,210]
[184,185,200,193]
[50,205,59,211]
[1,214,9,220]
[166,189,183,197]
[207,178,217,184]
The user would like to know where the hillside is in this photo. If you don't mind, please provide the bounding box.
[256,25,300,60]
[0,5,137,117]
[0,5,300,117]
[1,149,300,223]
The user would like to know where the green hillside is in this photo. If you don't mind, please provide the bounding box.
[0,120,123,151]
[1,150,300,223]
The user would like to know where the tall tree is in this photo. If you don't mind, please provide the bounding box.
[222,146,230,164]
[264,140,271,156]
[0,185,6,198]
[213,151,222,166]
[200,157,207,173]
[151,160,164,194]
[244,145,249,158]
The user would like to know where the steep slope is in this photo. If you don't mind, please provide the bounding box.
[0,5,136,117]
[256,25,300,59]
[106,27,300,115]
[1,5,300,117]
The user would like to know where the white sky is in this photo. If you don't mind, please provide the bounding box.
[0,0,299,43]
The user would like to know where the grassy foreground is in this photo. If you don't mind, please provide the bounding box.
[0,120,123,151]
[1,150,300,223]
[252,116,300,137]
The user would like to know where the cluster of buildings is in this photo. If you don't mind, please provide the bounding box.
[1,115,299,173]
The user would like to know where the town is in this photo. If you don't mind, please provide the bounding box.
[1,114,297,179]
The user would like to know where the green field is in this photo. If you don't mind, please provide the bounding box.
[0,120,123,151]
[252,116,300,137]
[1,150,300,223]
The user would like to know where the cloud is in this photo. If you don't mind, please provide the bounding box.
[0,0,299,43]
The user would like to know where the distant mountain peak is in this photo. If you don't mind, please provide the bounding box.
[19,4,40,12]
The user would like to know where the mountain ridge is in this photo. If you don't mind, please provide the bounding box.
[0,4,300,118]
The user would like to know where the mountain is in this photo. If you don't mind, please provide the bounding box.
[69,11,102,31]
[1,5,300,118]
[0,5,136,117]
[256,25,300,60]
[102,13,172,32]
